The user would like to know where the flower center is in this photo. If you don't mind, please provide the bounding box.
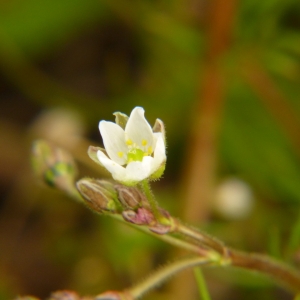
[127,148,145,163]
[116,138,154,164]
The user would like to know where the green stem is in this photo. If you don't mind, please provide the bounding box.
[76,185,300,294]
[111,214,206,255]
[175,221,225,254]
[127,256,213,299]
[140,179,165,223]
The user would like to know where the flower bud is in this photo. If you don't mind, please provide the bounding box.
[149,222,172,235]
[114,185,148,209]
[149,209,173,234]
[76,179,119,213]
[32,140,77,195]
[122,207,155,225]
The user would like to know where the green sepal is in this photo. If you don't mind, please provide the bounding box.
[88,145,106,165]
[149,163,166,180]
[113,112,129,129]
[152,118,166,143]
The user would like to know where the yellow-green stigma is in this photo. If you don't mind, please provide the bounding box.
[127,148,146,163]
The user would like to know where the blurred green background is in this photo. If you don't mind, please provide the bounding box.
[0,0,300,299]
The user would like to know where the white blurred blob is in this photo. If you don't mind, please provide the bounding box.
[31,108,85,148]
[214,177,254,220]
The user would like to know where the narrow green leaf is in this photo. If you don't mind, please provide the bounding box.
[194,267,211,300]
[287,212,300,257]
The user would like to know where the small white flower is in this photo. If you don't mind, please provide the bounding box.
[88,107,166,185]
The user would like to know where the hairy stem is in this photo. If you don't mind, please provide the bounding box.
[111,214,205,255]
[175,221,225,254]
[174,221,300,293]
[229,249,300,293]
[140,180,165,223]
[127,256,213,299]
[115,212,300,293]
[76,183,300,294]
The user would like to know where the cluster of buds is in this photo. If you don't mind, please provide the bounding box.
[76,178,174,234]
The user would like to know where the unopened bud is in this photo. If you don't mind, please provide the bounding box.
[149,222,172,235]
[32,140,77,195]
[123,206,174,234]
[122,207,155,225]
[115,185,148,209]
[76,179,119,213]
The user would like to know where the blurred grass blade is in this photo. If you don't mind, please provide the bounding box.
[287,213,300,257]
[194,267,211,300]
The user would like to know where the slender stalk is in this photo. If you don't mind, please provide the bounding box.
[127,256,213,299]
[229,249,300,293]
[113,213,300,293]
[175,221,225,254]
[110,214,206,255]
[140,180,165,223]
[76,184,300,294]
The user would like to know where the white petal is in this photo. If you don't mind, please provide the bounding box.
[152,132,162,151]
[151,133,166,173]
[125,156,153,182]
[125,107,154,149]
[99,121,127,165]
[97,150,127,181]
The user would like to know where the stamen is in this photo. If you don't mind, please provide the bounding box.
[142,139,147,146]
[147,146,153,155]
[118,152,124,158]
[126,139,133,146]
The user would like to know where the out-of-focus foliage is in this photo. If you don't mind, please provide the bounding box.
[0,0,107,57]
[0,0,300,299]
